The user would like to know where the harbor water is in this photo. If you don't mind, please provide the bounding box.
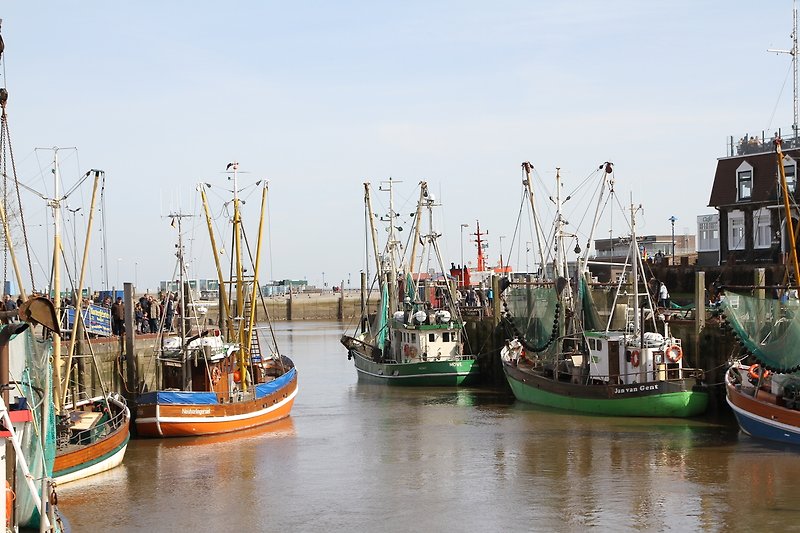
[59,321,800,532]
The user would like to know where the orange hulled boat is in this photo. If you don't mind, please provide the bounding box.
[135,162,298,437]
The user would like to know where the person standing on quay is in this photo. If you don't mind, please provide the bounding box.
[164,294,174,332]
[149,295,161,334]
[111,296,125,336]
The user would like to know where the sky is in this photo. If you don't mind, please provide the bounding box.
[0,2,797,293]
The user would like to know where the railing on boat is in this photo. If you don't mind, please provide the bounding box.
[66,405,128,447]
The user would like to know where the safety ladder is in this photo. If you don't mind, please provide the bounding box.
[241,283,263,364]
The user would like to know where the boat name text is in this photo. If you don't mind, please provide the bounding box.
[613,384,658,394]
[181,408,212,415]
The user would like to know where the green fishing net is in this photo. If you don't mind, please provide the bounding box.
[721,290,800,372]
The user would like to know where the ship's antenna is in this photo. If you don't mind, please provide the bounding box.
[769,0,799,139]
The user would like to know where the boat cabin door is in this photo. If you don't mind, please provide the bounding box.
[607,340,621,384]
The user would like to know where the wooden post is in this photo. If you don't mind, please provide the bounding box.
[492,274,501,326]
[755,268,766,300]
[338,279,344,320]
[287,284,293,321]
[694,271,705,367]
[124,282,137,397]
[360,271,367,333]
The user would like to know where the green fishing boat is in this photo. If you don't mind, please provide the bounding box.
[500,163,707,417]
[341,180,479,386]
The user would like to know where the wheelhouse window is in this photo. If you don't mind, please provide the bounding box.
[429,333,435,342]
[753,208,771,249]
[443,332,450,342]
[728,210,745,250]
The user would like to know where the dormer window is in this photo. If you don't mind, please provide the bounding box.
[735,161,754,201]
[738,169,752,200]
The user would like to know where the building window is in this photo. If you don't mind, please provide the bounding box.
[738,170,752,200]
[697,214,720,252]
[784,156,797,194]
[728,211,745,250]
[753,208,771,249]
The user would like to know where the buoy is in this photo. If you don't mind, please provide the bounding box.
[630,350,640,368]
[666,345,683,363]
[748,364,770,381]
[233,370,242,383]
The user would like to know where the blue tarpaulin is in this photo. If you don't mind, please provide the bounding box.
[255,367,296,399]
[138,390,219,405]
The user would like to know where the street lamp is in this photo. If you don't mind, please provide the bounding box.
[117,258,121,291]
[499,235,506,271]
[135,261,139,290]
[322,271,326,291]
[669,216,677,265]
[460,223,469,267]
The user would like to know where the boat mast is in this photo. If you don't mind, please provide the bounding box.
[230,162,249,393]
[49,147,64,412]
[171,213,190,390]
[474,221,487,272]
[62,170,102,405]
[770,0,799,139]
[629,200,642,338]
[244,180,268,374]
[407,184,426,274]
[777,139,800,282]
[554,168,568,279]
[579,163,614,274]
[522,162,547,276]
[199,183,233,336]
[363,183,381,282]
[379,178,400,312]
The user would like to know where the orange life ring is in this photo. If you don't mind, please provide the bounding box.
[233,370,242,383]
[630,350,640,368]
[665,345,683,363]
[211,366,222,385]
[748,364,771,381]
[5,480,12,528]
[403,345,410,356]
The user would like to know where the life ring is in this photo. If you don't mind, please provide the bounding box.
[665,345,683,363]
[211,366,222,385]
[5,480,13,528]
[748,364,771,381]
[630,350,640,368]
[403,345,410,357]
[233,370,242,383]
[409,346,418,358]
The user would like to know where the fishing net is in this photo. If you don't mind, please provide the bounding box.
[503,283,560,353]
[579,276,604,332]
[10,328,55,528]
[721,290,800,372]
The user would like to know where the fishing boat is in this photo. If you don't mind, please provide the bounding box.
[341,180,480,386]
[34,155,131,484]
[135,163,298,437]
[501,163,708,417]
[0,30,129,485]
[0,308,70,531]
[722,137,800,445]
